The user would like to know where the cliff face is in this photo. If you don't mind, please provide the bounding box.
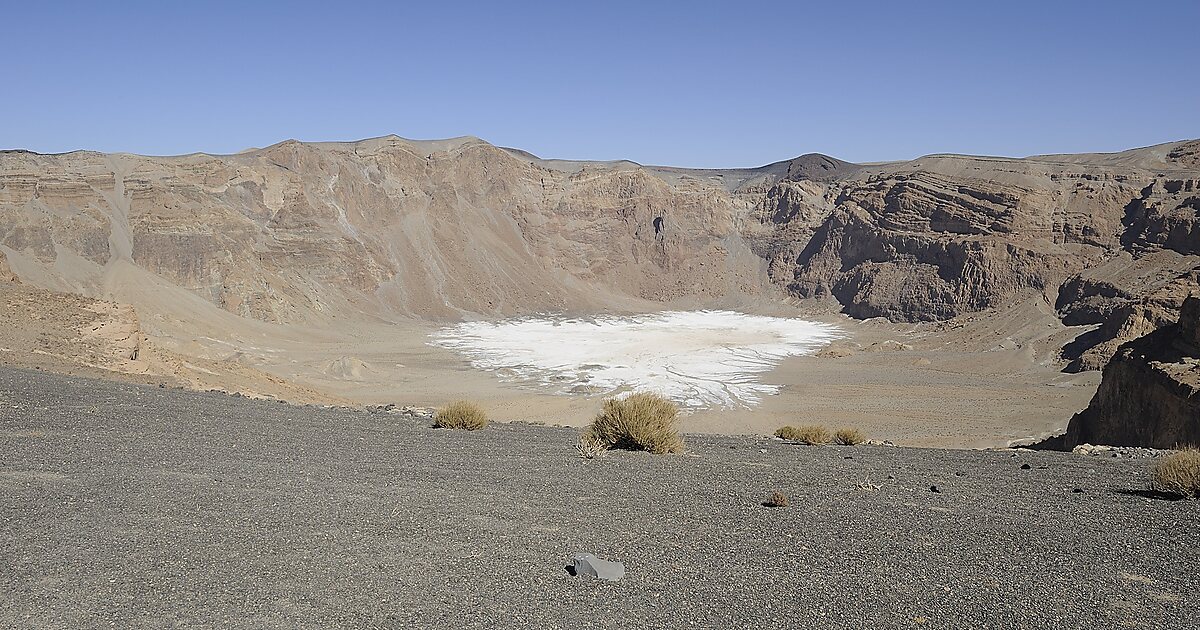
[0,138,769,322]
[1057,258,1199,372]
[1060,296,1200,448]
[753,147,1200,323]
[1,137,1198,335]
[1122,177,1200,255]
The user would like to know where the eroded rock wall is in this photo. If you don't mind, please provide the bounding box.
[2,137,1198,332]
[0,139,768,322]
[750,152,1196,322]
[1061,296,1200,448]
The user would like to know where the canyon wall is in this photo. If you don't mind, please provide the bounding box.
[0,137,769,323]
[752,146,1200,322]
[1,137,1198,343]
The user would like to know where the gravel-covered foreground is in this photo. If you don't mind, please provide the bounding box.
[1,367,1197,629]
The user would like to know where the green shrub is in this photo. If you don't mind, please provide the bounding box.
[775,425,831,445]
[833,428,866,446]
[585,392,682,454]
[1155,448,1200,498]
[434,400,489,431]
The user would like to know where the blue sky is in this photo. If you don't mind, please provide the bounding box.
[4,0,1197,167]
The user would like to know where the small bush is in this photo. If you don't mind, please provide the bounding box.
[775,426,801,440]
[585,392,682,454]
[764,490,789,507]
[834,428,866,446]
[1154,449,1200,498]
[575,433,606,459]
[434,400,488,430]
[775,425,831,445]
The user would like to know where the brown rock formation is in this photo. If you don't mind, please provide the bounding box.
[0,250,17,283]
[0,278,345,404]
[1058,260,1200,372]
[1060,296,1200,448]
[1122,177,1200,255]
[0,138,773,322]
[754,149,1200,322]
[1,136,1197,339]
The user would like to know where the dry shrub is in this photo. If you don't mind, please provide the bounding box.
[775,425,831,445]
[585,392,683,454]
[433,400,488,430]
[834,428,867,446]
[775,426,801,440]
[764,490,789,507]
[575,433,606,459]
[855,477,881,492]
[1154,448,1200,498]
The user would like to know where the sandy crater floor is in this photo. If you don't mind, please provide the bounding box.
[199,304,1098,449]
[0,277,1101,449]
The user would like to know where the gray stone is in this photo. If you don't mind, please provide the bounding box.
[571,553,625,582]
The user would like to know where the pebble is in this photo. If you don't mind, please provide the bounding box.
[1071,443,1170,459]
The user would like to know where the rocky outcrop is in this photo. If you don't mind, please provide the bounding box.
[1054,252,1200,371]
[1167,140,1200,168]
[1121,177,1200,255]
[81,300,144,364]
[779,200,1073,321]
[1060,296,1200,448]
[1061,274,1199,372]
[1056,275,1135,327]
[0,250,17,283]
[0,279,146,373]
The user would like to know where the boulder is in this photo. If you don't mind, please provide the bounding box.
[570,553,625,582]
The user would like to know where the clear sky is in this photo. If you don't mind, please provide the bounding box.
[5,0,1197,167]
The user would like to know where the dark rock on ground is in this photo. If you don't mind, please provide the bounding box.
[570,553,625,582]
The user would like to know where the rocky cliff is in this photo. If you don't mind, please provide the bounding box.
[753,146,1200,322]
[1060,296,1200,448]
[1,137,1198,342]
[0,138,770,322]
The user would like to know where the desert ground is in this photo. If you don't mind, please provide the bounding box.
[0,275,1099,448]
[1,366,1195,628]
[259,304,1100,449]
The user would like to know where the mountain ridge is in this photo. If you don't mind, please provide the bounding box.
[9,133,1195,171]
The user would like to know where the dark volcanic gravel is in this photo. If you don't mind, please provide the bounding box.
[1,367,1198,628]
